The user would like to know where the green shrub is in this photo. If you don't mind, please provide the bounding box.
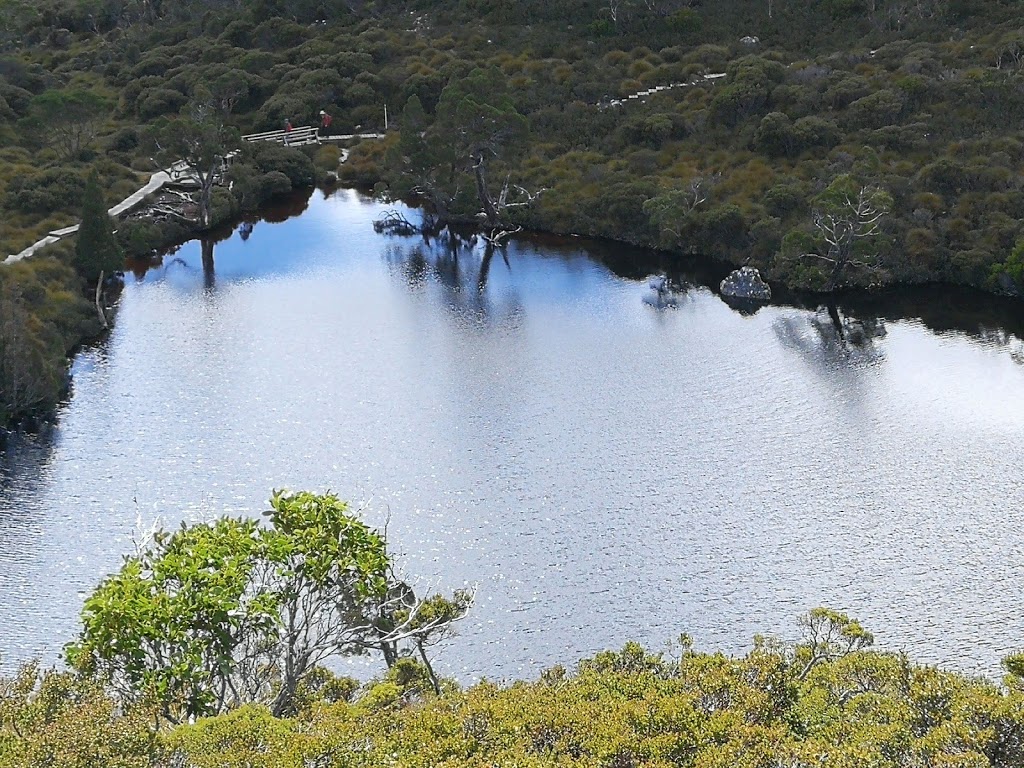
[259,170,293,199]
[5,169,87,214]
[314,144,340,171]
[137,87,188,120]
[249,143,315,188]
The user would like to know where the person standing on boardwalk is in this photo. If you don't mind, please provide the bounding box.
[318,110,332,138]
[284,119,293,145]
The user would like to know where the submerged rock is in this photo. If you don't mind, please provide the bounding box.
[720,267,771,301]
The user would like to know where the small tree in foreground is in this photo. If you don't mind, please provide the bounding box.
[66,491,471,722]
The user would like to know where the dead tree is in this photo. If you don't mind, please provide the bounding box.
[806,180,891,291]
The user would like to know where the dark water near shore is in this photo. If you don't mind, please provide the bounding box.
[2,187,1024,681]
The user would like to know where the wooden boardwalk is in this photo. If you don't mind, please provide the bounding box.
[4,160,194,263]
[241,126,385,145]
[6,131,383,264]
[600,72,726,108]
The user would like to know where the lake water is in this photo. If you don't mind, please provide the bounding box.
[2,187,1024,681]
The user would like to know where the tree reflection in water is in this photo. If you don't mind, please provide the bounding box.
[774,303,887,371]
[973,326,1024,365]
[201,238,215,292]
[384,231,523,324]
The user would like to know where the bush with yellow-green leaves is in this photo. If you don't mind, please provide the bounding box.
[5,608,1024,768]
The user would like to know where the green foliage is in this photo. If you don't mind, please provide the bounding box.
[136,87,188,120]
[74,172,123,282]
[0,256,94,424]
[0,663,155,768]
[754,111,796,157]
[145,97,240,228]
[248,143,316,188]
[992,237,1024,293]
[259,170,293,198]
[313,144,340,172]
[64,490,470,722]
[9,608,1024,767]
[225,163,294,210]
[127,610,1024,768]
[67,491,391,722]
[24,88,109,160]
[5,168,86,215]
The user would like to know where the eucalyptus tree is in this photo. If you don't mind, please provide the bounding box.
[389,69,533,231]
[807,175,892,291]
[25,88,109,160]
[147,90,238,230]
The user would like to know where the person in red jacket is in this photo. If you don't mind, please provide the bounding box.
[318,110,332,138]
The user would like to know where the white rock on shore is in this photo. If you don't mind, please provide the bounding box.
[720,266,771,300]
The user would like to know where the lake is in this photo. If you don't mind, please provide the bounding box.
[2,187,1024,681]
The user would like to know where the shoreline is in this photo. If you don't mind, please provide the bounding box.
[3,183,1021,438]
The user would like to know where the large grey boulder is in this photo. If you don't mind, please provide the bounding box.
[720,266,771,300]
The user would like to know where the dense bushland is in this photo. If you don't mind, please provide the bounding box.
[6,606,1024,767]
[1,0,1024,423]
[3,0,1024,292]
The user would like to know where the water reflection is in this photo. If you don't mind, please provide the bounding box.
[383,232,524,323]
[835,287,1024,355]
[2,190,1024,683]
[125,189,314,288]
[0,429,58,664]
[775,305,887,369]
[201,239,216,292]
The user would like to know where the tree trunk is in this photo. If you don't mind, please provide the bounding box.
[95,271,107,329]
[200,180,214,229]
[472,154,499,227]
[199,160,220,230]
[378,634,399,668]
[824,262,844,292]
[417,640,441,695]
[823,243,849,293]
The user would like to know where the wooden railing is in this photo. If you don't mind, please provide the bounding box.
[241,127,387,145]
[242,126,319,145]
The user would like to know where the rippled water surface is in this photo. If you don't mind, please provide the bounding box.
[3,188,1024,680]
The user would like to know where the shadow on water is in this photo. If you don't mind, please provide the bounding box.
[833,285,1024,357]
[0,431,56,565]
[774,304,887,374]
[536,231,1023,346]
[384,230,524,325]
[601,243,1024,356]
[0,429,55,497]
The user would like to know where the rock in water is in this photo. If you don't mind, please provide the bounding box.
[720,267,771,300]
